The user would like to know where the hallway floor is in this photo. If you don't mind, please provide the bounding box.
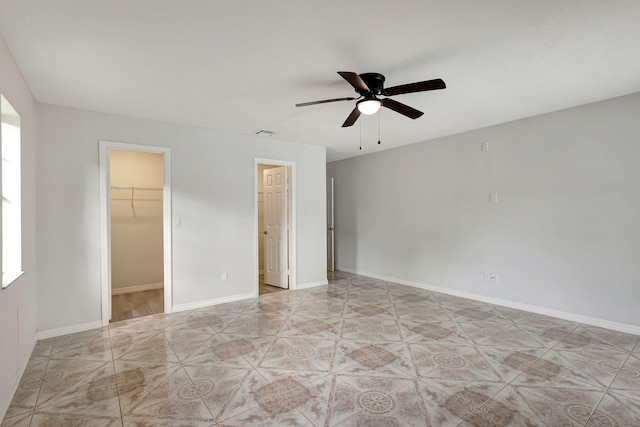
[3,272,640,426]
[111,288,164,322]
[259,282,287,295]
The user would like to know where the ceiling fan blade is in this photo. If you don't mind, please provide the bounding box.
[382,98,424,119]
[337,71,370,93]
[383,78,446,96]
[341,106,361,127]
[295,97,356,107]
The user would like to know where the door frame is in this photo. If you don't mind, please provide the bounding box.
[327,176,335,271]
[254,158,296,294]
[262,166,289,288]
[99,140,173,326]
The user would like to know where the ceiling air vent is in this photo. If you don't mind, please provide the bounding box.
[255,130,277,136]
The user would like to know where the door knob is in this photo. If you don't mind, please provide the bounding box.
[263,230,268,235]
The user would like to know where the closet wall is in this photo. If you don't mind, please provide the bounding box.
[110,149,164,293]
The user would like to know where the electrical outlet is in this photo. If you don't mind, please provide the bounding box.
[221,272,227,282]
[481,141,490,152]
[173,217,182,228]
[489,192,499,204]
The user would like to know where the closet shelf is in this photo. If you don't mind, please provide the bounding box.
[110,186,163,204]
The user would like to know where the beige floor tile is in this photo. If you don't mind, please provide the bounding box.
[258,337,337,372]
[328,375,416,425]
[4,271,639,426]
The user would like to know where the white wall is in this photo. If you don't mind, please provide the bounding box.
[36,104,327,331]
[0,37,38,418]
[327,92,640,330]
[110,150,164,291]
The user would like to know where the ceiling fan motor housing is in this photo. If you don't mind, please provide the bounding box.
[359,73,385,95]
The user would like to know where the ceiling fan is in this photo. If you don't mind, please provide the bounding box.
[295,71,446,127]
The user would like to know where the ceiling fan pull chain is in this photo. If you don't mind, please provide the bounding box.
[359,121,362,150]
[378,112,381,145]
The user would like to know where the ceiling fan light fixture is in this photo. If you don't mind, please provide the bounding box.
[357,98,381,115]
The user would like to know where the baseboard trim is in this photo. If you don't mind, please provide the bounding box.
[0,336,37,422]
[296,279,328,290]
[36,292,256,339]
[172,292,256,313]
[37,320,104,340]
[111,282,163,295]
[338,267,640,336]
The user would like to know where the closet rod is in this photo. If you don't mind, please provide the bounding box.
[110,186,163,206]
[110,186,162,191]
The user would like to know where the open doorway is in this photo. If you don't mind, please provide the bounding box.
[256,160,295,295]
[99,141,172,326]
[109,149,164,321]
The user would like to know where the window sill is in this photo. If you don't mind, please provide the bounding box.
[2,271,24,289]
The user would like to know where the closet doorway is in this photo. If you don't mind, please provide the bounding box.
[256,159,296,295]
[99,141,172,326]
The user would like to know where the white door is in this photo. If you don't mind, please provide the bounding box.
[264,167,288,288]
[327,177,335,271]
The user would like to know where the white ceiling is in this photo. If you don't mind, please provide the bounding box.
[1,1,640,162]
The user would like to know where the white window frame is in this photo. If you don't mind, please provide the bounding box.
[1,94,23,288]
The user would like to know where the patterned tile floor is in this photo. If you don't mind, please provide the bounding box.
[3,271,640,426]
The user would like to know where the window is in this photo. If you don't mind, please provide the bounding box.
[1,95,22,288]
